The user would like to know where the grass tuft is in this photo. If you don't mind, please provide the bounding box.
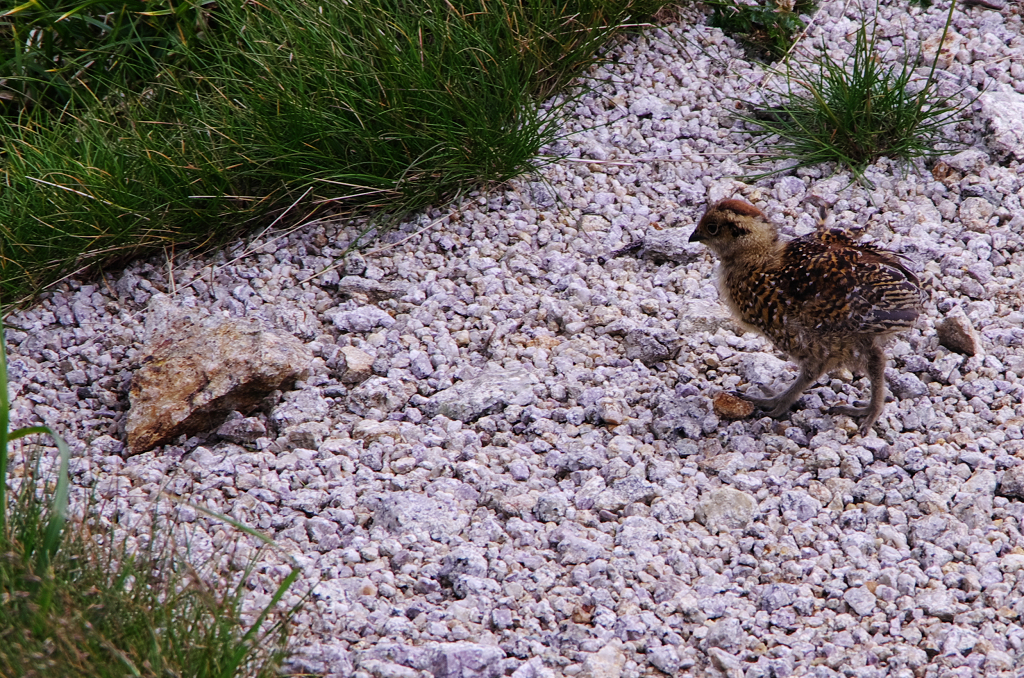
[0,0,213,113]
[737,1,971,182]
[0,315,299,677]
[1,0,667,305]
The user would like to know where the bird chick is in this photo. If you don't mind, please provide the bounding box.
[689,199,924,435]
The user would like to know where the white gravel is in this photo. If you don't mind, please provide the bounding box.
[6,1,1024,676]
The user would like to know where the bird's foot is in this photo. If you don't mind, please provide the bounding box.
[827,402,869,417]
[827,402,881,436]
[731,390,790,418]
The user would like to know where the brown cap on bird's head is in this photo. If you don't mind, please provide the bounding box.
[689,199,768,243]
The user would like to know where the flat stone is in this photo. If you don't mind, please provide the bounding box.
[695,488,758,533]
[357,643,505,678]
[374,492,470,543]
[425,367,538,422]
[676,299,735,335]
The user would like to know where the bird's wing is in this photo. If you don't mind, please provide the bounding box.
[779,230,924,335]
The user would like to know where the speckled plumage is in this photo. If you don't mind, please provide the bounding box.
[690,199,925,435]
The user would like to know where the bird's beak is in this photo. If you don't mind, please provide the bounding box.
[688,229,704,243]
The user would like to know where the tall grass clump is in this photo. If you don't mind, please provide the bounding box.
[0,315,299,676]
[739,0,970,181]
[1,0,668,304]
[0,0,213,113]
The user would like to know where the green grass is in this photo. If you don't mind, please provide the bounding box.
[1,0,668,305]
[706,0,816,61]
[737,1,970,181]
[0,0,212,113]
[0,316,299,677]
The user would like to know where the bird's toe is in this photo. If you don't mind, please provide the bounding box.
[827,404,869,417]
[736,392,778,410]
[764,404,793,418]
[857,421,874,437]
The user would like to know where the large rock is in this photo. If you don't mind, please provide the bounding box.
[424,367,538,422]
[126,310,311,454]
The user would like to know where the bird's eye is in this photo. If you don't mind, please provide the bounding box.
[706,221,719,236]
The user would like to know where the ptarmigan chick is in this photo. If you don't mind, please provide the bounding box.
[689,199,924,435]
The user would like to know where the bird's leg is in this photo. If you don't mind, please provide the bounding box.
[828,345,887,436]
[739,364,824,419]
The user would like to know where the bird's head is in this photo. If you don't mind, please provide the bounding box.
[689,199,779,261]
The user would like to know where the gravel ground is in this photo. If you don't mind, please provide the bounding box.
[6,1,1024,676]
